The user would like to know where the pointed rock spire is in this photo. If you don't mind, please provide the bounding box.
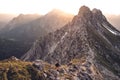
[78,6,92,18]
[92,8,106,21]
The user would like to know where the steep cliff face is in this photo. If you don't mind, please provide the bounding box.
[22,6,120,79]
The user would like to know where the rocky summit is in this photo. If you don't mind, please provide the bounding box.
[22,6,120,80]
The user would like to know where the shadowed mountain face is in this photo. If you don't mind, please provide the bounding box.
[22,6,120,79]
[0,14,41,41]
[0,14,42,60]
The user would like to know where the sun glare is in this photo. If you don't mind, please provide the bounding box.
[0,0,120,15]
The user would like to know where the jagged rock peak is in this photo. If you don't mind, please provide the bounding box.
[92,8,106,21]
[72,6,93,24]
[92,8,102,15]
[78,6,92,17]
[72,6,106,24]
[78,6,103,16]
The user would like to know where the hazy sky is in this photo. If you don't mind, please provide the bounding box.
[0,0,120,15]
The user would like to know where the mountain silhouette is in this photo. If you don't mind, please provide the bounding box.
[0,10,73,60]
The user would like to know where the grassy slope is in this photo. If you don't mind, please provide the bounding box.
[0,59,41,80]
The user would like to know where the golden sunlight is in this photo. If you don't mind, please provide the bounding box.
[0,0,120,15]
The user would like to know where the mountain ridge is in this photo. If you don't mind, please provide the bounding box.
[22,6,120,79]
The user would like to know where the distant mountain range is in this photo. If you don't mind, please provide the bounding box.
[0,14,41,41]
[0,9,73,41]
[0,10,73,60]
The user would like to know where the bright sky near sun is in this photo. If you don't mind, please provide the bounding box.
[0,0,120,15]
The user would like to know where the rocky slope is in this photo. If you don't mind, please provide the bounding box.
[22,6,120,79]
[0,57,104,80]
